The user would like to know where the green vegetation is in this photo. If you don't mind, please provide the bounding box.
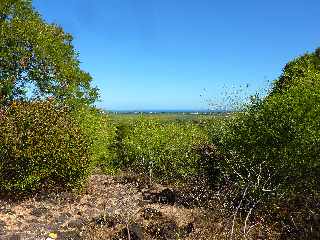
[270,48,320,95]
[0,101,92,193]
[0,0,99,193]
[71,106,117,174]
[116,117,209,181]
[0,0,98,106]
[209,48,320,237]
[0,1,319,238]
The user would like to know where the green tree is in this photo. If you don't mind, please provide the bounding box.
[270,48,320,95]
[0,0,99,106]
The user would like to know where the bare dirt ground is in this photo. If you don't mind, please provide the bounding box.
[0,173,272,240]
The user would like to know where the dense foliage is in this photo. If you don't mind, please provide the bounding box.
[0,1,318,236]
[71,107,117,173]
[0,0,98,106]
[0,101,92,193]
[111,117,209,181]
[270,48,320,95]
[208,48,320,238]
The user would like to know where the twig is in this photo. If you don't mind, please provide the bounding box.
[246,222,261,235]
[243,202,257,235]
[149,160,153,185]
[127,222,131,240]
[290,215,297,230]
[230,185,249,239]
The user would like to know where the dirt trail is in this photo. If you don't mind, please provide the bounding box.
[0,174,225,240]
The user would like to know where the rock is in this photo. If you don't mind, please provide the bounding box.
[113,223,144,240]
[0,219,6,227]
[137,199,146,208]
[58,231,81,240]
[312,214,320,225]
[8,234,20,240]
[1,207,15,215]
[56,212,72,226]
[142,192,153,202]
[147,220,178,240]
[30,207,48,217]
[0,220,6,234]
[179,222,194,237]
[94,214,118,228]
[67,218,86,229]
[143,208,162,220]
[157,188,176,205]
[117,175,138,184]
[128,223,144,240]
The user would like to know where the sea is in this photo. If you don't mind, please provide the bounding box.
[104,109,231,115]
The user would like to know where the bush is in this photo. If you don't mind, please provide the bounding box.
[71,106,117,174]
[213,49,320,237]
[270,48,320,95]
[220,53,320,196]
[192,116,231,186]
[221,82,320,198]
[0,101,92,194]
[109,122,132,171]
[120,118,209,181]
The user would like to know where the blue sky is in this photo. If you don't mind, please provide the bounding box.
[33,0,320,110]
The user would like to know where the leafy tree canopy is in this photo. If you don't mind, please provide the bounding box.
[271,48,320,95]
[0,0,99,106]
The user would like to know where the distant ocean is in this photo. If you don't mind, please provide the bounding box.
[104,109,231,114]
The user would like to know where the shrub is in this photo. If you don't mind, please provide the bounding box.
[121,118,209,181]
[192,116,232,186]
[220,82,320,199]
[221,60,320,196]
[109,122,131,171]
[214,49,320,237]
[270,48,320,95]
[71,106,117,174]
[0,101,92,194]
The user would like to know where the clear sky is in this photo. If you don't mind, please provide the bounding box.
[32,0,320,111]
